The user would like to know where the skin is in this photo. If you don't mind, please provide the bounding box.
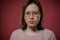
[24,3,41,36]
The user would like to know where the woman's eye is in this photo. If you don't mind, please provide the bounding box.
[26,13,29,14]
[34,13,38,14]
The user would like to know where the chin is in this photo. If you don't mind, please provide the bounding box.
[29,24,36,27]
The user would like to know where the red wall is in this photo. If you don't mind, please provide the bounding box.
[1,0,60,40]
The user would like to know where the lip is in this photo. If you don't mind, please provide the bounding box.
[29,21,35,24]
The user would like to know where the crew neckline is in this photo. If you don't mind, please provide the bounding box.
[21,29,44,38]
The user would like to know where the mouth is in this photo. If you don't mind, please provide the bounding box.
[29,21,35,24]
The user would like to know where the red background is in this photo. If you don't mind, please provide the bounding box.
[1,0,60,40]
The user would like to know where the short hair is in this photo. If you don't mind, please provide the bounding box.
[21,0,44,30]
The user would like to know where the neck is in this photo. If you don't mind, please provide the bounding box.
[26,25,38,32]
[24,26,40,36]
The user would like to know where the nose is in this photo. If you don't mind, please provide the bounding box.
[30,13,34,20]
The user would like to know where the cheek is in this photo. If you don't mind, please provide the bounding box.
[35,15,40,21]
[34,15,40,24]
[24,15,27,20]
[24,15,29,22]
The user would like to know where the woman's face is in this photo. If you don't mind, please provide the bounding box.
[24,3,41,28]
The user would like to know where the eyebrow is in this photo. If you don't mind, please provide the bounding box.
[25,11,40,13]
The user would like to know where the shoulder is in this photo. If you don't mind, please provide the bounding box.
[43,29,56,40]
[12,29,22,33]
[41,29,55,37]
[10,29,24,38]
[42,29,56,39]
[10,29,24,40]
[11,29,23,35]
[43,29,54,34]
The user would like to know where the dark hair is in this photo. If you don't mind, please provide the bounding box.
[21,0,44,30]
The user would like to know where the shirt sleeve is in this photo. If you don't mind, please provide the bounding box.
[10,32,16,40]
[49,31,56,40]
[10,31,19,40]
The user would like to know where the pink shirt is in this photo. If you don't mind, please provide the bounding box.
[10,29,56,40]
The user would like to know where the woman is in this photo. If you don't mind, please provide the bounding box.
[10,0,56,40]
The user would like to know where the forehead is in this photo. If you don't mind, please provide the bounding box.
[25,3,39,12]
